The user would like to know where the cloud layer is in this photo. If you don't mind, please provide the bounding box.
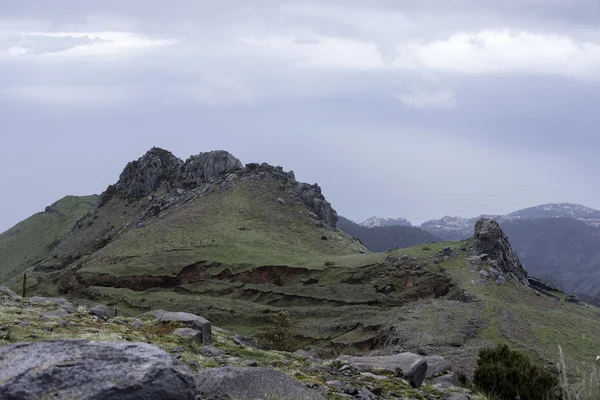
[1,0,600,231]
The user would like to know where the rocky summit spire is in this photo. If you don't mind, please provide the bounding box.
[474,218,528,283]
[115,147,183,199]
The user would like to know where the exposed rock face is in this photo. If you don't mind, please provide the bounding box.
[196,367,324,400]
[181,150,243,188]
[115,147,183,199]
[295,182,338,227]
[144,310,212,344]
[474,218,528,283]
[0,340,196,400]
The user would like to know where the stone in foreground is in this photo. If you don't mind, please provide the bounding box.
[337,352,452,388]
[144,309,212,344]
[90,304,116,319]
[0,340,196,400]
[196,366,324,399]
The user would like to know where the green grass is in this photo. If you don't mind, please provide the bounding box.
[0,195,97,284]
[79,181,364,276]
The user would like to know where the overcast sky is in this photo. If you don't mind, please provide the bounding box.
[2,0,600,231]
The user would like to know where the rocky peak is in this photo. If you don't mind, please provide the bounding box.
[473,218,528,283]
[115,147,183,199]
[181,151,243,189]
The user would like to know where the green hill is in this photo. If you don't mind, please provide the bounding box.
[1,148,598,389]
[0,195,97,284]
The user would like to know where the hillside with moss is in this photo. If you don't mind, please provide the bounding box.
[0,195,97,284]
[1,148,599,397]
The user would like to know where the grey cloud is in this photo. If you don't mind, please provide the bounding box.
[1,0,600,231]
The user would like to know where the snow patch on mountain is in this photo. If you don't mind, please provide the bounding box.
[360,217,412,228]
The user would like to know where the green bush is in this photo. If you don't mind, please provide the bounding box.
[473,344,559,400]
[256,310,298,352]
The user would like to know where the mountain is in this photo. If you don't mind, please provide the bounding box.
[1,149,599,389]
[420,216,476,241]
[507,203,600,226]
[500,217,600,296]
[419,203,600,297]
[359,216,412,228]
[420,203,600,241]
[0,195,97,284]
[338,216,439,252]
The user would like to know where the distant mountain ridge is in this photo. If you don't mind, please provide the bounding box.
[338,216,438,252]
[416,203,600,298]
[420,203,600,241]
[359,216,412,228]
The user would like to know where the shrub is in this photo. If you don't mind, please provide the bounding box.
[256,310,298,352]
[473,343,559,400]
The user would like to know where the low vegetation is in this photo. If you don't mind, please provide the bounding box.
[473,343,558,400]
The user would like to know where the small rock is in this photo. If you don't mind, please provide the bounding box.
[90,305,116,319]
[327,380,358,395]
[401,359,428,388]
[496,275,507,285]
[356,387,378,400]
[479,270,490,280]
[383,286,393,294]
[246,360,259,367]
[488,267,500,280]
[441,247,453,257]
[277,197,286,205]
[339,365,352,372]
[199,345,224,358]
[42,310,71,319]
[131,321,142,328]
[360,372,388,380]
[173,328,205,343]
[58,320,70,328]
[18,320,31,327]
[233,334,259,348]
[294,349,319,360]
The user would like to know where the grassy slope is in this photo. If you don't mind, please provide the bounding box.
[0,195,97,284]
[0,296,477,400]
[80,180,364,276]
[80,240,600,386]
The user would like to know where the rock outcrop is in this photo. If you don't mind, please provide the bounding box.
[196,367,324,400]
[473,218,528,283]
[181,150,243,188]
[115,147,183,199]
[0,340,197,400]
[294,182,338,227]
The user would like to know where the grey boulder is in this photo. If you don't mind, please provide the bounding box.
[196,367,323,399]
[90,304,115,319]
[144,309,211,344]
[337,353,451,388]
[0,340,196,400]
